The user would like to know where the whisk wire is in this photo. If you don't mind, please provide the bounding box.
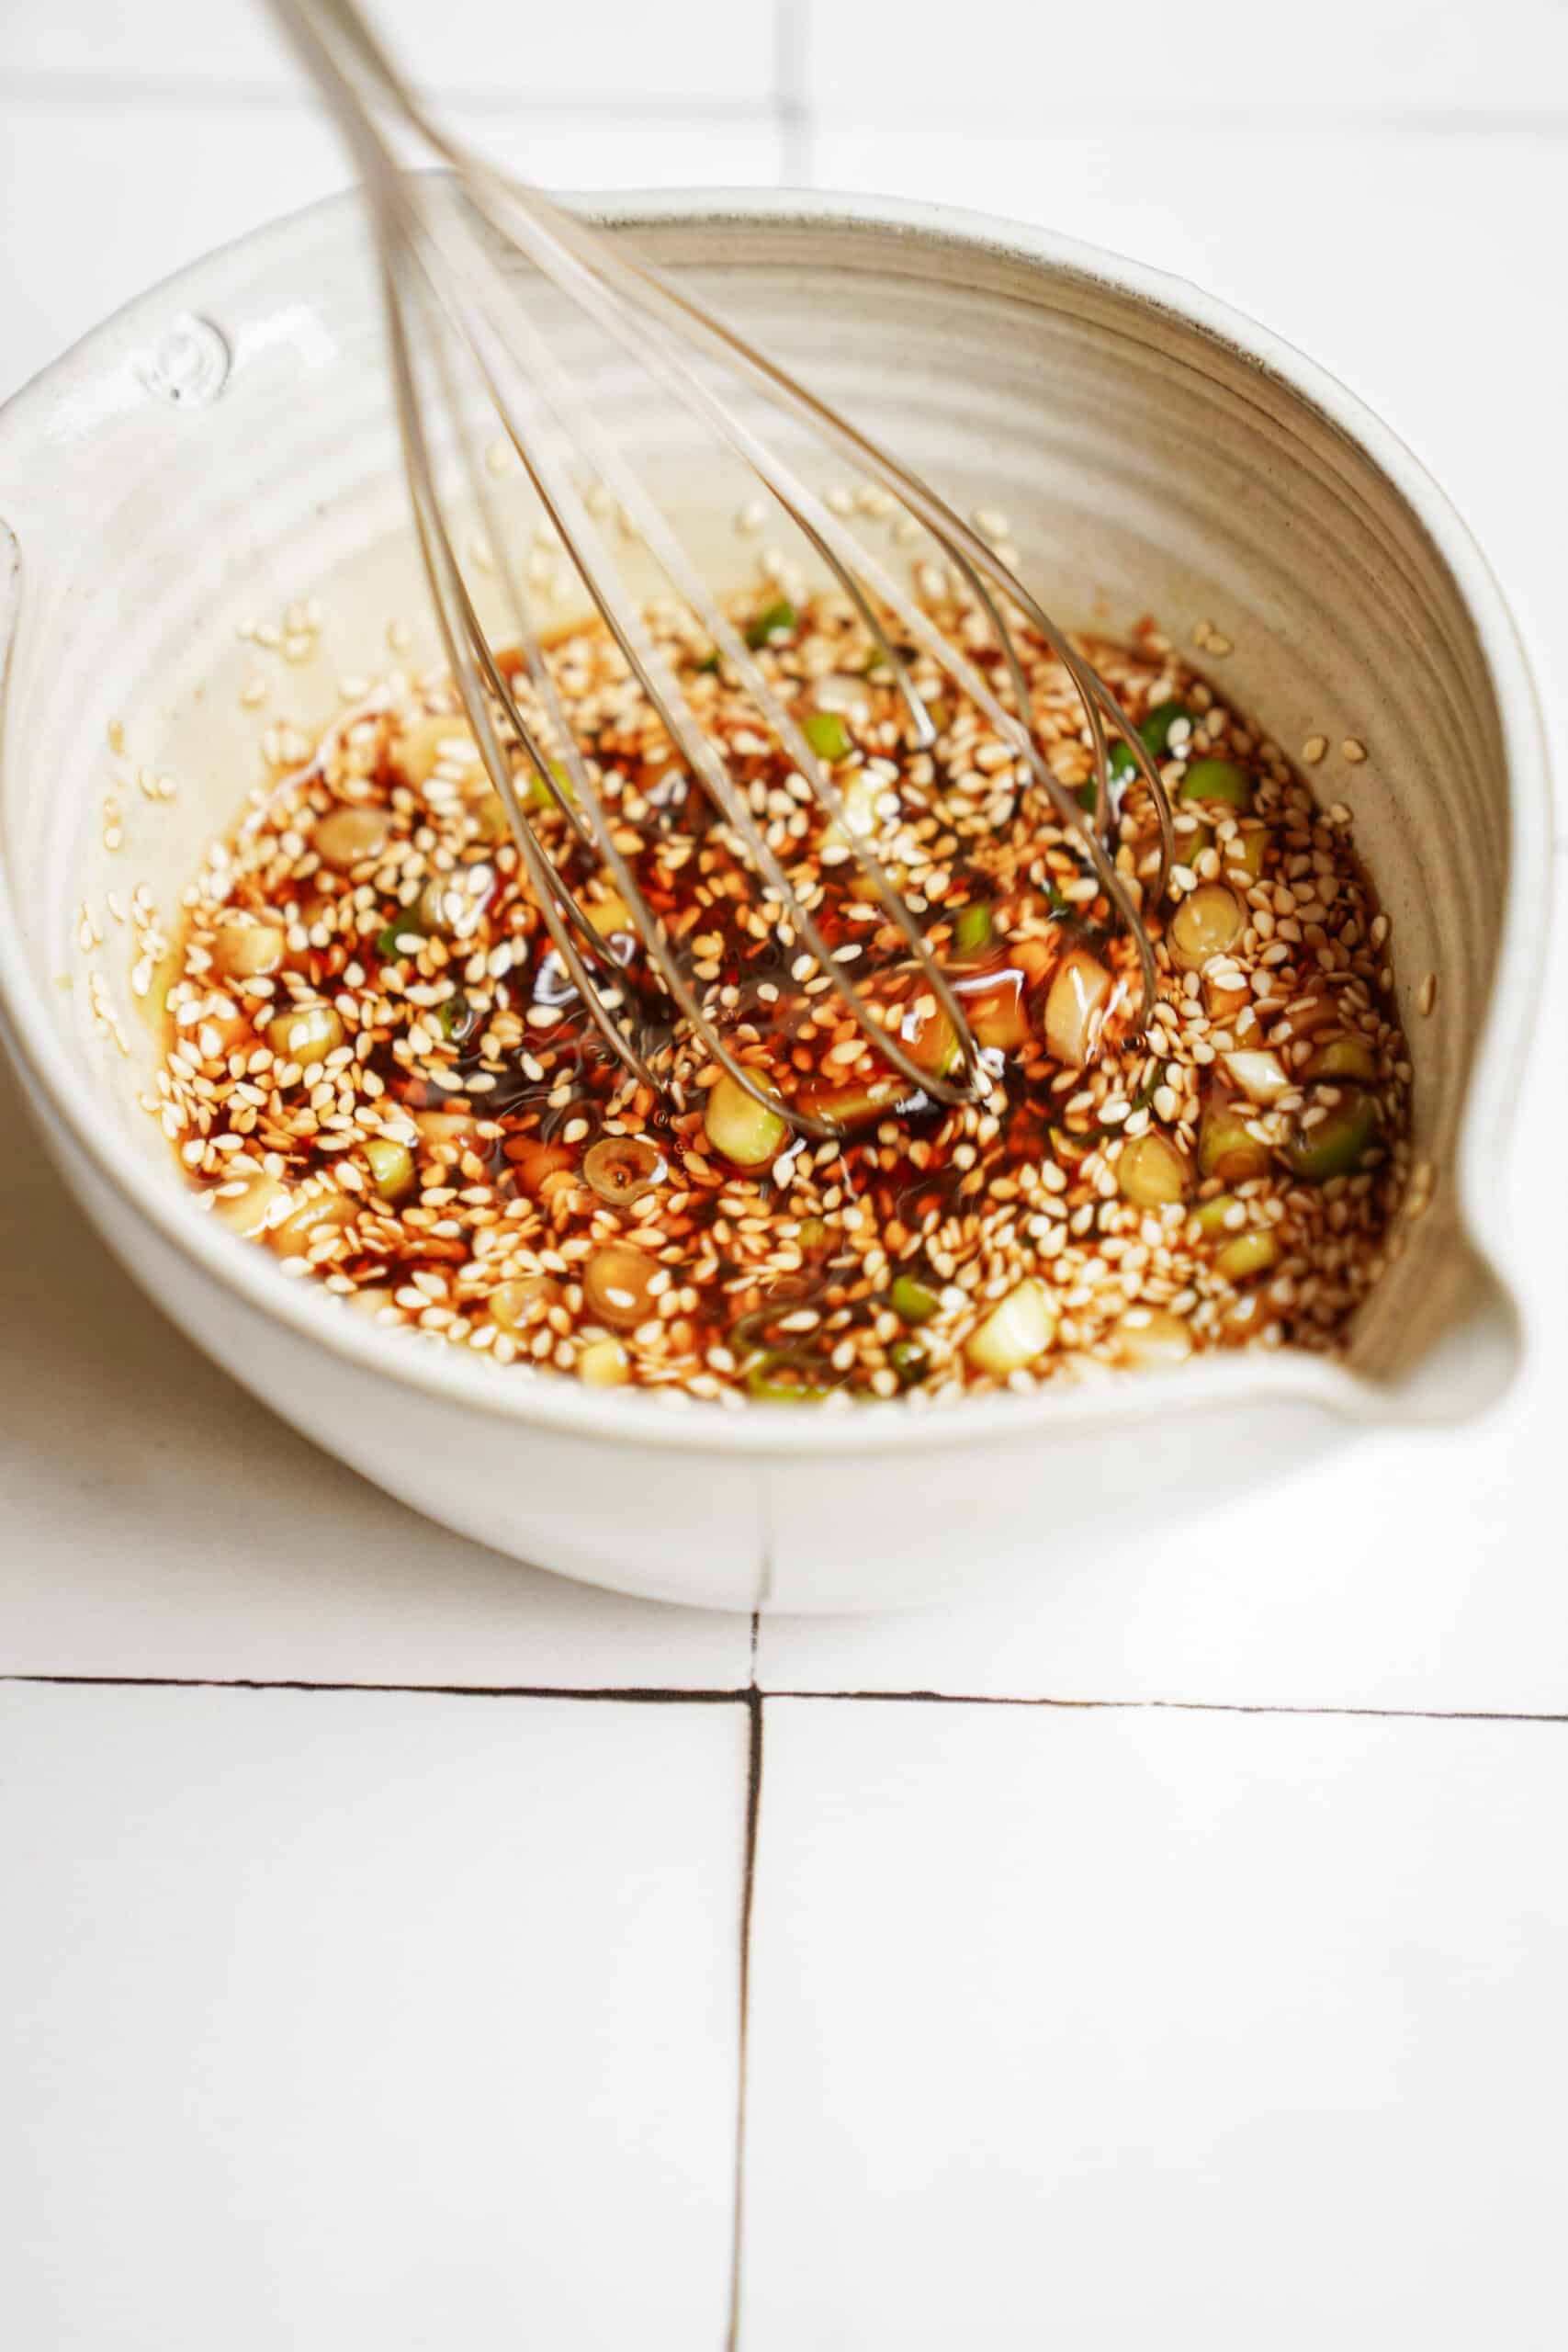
[409,179,994,1123]
[267,0,1178,1138]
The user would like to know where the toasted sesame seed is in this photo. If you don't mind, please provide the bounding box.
[154,585,1412,1406]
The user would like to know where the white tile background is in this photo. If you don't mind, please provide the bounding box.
[0,1681,746,2347]
[743,1700,1568,2349]
[3,5,1567,2346]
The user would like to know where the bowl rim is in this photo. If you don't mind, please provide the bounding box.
[0,182,1551,1460]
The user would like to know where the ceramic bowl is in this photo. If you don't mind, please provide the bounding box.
[0,189,1550,1611]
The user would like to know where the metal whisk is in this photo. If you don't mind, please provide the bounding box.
[266,0,1175,1142]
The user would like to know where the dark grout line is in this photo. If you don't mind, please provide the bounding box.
[726,1688,765,2352]
[6,1673,1565,1724]
[761,1689,1568,1725]
[0,1672,749,1703]
[6,1661,779,2337]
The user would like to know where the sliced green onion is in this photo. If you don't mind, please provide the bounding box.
[1191,1192,1241,1238]
[953,903,995,956]
[803,709,852,763]
[1131,1057,1168,1113]
[1116,1131,1192,1208]
[525,757,576,812]
[1303,1035,1379,1083]
[437,994,478,1045]
[1214,1227,1280,1283]
[1286,1094,1380,1182]
[578,1336,631,1387]
[1222,821,1269,882]
[210,914,285,980]
[376,916,424,960]
[705,1071,787,1167]
[1140,700,1190,756]
[729,1297,818,1359]
[745,598,797,649]
[1168,883,1245,970]
[418,862,495,941]
[209,1172,286,1238]
[745,1350,834,1403]
[269,1190,355,1256]
[1113,1305,1193,1370]
[583,1136,661,1206]
[915,1009,963,1080]
[799,1074,907,1132]
[965,1279,1057,1377]
[890,1272,942,1326]
[1198,1094,1271,1183]
[265,1001,343,1069]
[312,805,391,870]
[364,1136,414,1203]
[1179,757,1253,811]
[489,1275,561,1331]
[583,1244,660,1331]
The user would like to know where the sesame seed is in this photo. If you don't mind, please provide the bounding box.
[153,584,1410,1406]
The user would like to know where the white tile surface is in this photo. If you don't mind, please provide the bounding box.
[4,12,1565,2341]
[0,95,784,402]
[0,0,778,102]
[0,1680,745,2350]
[803,123,1568,832]
[0,1052,751,1688]
[803,0,1568,114]
[742,1697,1568,2348]
[759,853,1567,1711]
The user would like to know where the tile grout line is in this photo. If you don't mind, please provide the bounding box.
[6,1672,1568,1725]
[0,1672,749,1702]
[767,1690,1568,1724]
[726,1614,765,2352]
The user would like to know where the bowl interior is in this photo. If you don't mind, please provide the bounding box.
[0,193,1529,1402]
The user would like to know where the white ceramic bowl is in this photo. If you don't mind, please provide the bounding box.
[0,190,1550,1611]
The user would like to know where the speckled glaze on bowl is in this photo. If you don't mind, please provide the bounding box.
[0,189,1550,1610]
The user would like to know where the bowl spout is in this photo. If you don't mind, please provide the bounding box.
[1370,1232,1524,1427]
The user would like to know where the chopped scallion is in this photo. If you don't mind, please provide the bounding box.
[745,598,797,649]
[803,708,852,763]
